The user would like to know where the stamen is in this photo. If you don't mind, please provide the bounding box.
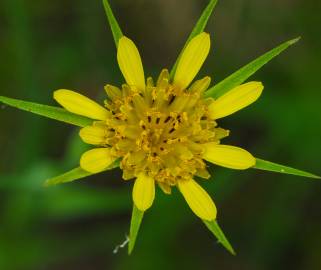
[164,116,171,123]
[168,95,175,105]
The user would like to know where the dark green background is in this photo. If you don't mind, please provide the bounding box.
[0,0,320,269]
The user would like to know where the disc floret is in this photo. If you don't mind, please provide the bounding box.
[102,69,228,193]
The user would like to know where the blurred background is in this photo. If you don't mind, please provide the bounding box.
[0,0,320,269]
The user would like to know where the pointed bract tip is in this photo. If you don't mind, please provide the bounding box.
[289,36,301,45]
[311,174,321,179]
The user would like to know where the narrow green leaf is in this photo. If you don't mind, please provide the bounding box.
[44,159,121,187]
[170,0,218,79]
[44,167,93,187]
[253,158,320,179]
[102,0,123,47]
[0,96,92,127]
[205,37,301,98]
[203,219,236,255]
[128,204,144,255]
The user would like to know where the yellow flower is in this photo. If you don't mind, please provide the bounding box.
[54,32,263,221]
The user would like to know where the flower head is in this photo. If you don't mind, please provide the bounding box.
[54,32,263,221]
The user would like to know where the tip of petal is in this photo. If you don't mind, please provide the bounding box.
[132,173,155,211]
[178,179,217,221]
[53,89,68,100]
[252,81,264,91]
[118,35,130,44]
[208,81,264,120]
[117,36,145,91]
[173,32,211,90]
[202,144,256,170]
[80,148,114,173]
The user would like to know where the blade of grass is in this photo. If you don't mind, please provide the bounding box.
[44,159,121,186]
[0,96,93,127]
[170,0,218,79]
[128,204,144,254]
[203,219,236,255]
[204,37,300,98]
[102,0,123,47]
[253,158,320,179]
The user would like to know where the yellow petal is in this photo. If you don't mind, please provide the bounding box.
[54,89,110,120]
[117,36,145,91]
[80,148,114,173]
[174,32,210,90]
[132,173,155,211]
[202,143,255,169]
[208,81,263,119]
[79,125,107,145]
[178,179,217,221]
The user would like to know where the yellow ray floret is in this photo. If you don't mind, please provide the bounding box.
[79,124,108,145]
[208,82,263,119]
[202,143,256,169]
[132,173,155,211]
[54,89,110,120]
[178,178,217,221]
[117,36,145,91]
[174,32,211,90]
[80,148,115,173]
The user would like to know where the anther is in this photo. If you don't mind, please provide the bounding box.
[164,116,171,123]
[168,96,175,105]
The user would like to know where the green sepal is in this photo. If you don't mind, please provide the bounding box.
[203,219,236,255]
[205,37,301,98]
[170,0,218,79]
[253,158,320,179]
[102,0,123,47]
[128,204,144,255]
[0,96,93,127]
[44,159,121,187]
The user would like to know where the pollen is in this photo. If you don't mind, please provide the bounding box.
[99,69,229,192]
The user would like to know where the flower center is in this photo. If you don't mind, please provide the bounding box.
[103,69,228,188]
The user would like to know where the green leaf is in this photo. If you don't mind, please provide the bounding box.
[128,204,144,255]
[205,37,301,98]
[203,219,236,255]
[253,158,320,179]
[44,159,121,187]
[0,96,93,127]
[44,167,93,187]
[102,0,123,47]
[170,0,218,79]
